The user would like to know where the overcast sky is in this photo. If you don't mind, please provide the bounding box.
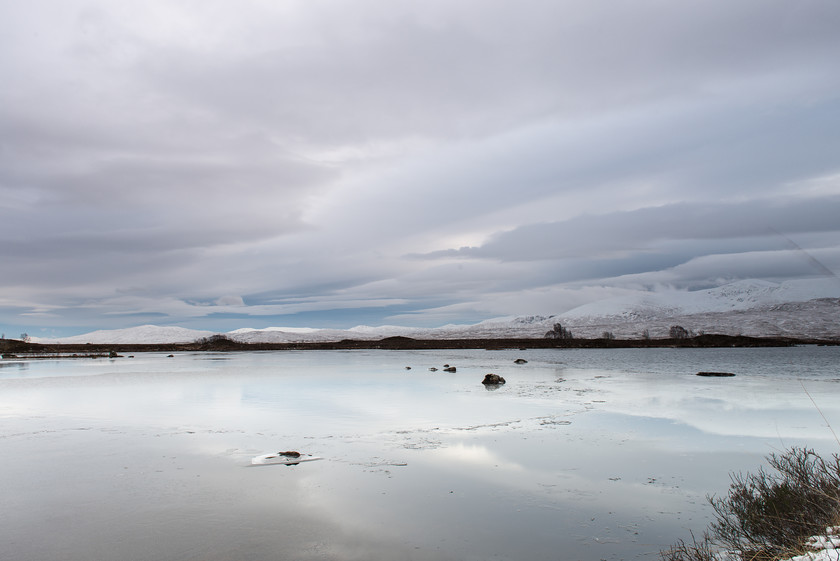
[2,0,840,337]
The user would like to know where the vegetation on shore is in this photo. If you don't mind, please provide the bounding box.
[661,447,840,561]
[2,332,838,358]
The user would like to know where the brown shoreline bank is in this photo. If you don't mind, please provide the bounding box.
[2,334,837,358]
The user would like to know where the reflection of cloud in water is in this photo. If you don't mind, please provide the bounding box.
[5,348,840,561]
[429,442,525,471]
[583,372,840,443]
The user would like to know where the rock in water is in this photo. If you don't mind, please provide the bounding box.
[514,359,528,364]
[482,373,506,385]
[277,451,301,458]
[696,371,735,377]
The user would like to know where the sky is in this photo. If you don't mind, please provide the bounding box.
[2,0,840,338]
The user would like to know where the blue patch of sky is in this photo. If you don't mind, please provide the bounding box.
[178,303,458,333]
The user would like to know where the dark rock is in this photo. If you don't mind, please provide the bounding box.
[167,354,175,358]
[405,366,411,370]
[443,366,456,372]
[697,371,736,377]
[514,358,528,364]
[482,373,506,385]
[277,451,301,458]
[429,367,438,371]
[443,364,450,368]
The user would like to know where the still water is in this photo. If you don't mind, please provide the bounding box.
[1,347,838,561]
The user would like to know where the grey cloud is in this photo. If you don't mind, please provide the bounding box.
[115,1,840,144]
[307,95,840,255]
[420,197,840,262]
[2,0,840,335]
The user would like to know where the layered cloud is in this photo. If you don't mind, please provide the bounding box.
[1,0,839,335]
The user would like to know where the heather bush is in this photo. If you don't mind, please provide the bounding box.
[661,447,840,561]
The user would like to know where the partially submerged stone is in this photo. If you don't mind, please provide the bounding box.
[697,371,736,377]
[482,373,506,385]
[251,451,322,466]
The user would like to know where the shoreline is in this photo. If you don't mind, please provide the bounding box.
[2,333,838,358]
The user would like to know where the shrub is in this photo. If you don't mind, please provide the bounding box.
[711,448,840,559]
[670,325,689,339]
[544,323,573,340]
[661,447,840,561]
[659,532,717,561]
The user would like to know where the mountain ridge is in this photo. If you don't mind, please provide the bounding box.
[29,279,840,344]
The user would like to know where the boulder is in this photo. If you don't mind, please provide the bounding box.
[482,373,506,385]
[514,359,528,364]
[697,371,735,377]
[443,366,456,372]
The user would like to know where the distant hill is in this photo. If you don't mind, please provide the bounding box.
[553,278,840,339]
[32,325,216,345]
[30,278,839,344]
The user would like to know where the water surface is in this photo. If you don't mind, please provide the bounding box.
[2,347,838,560]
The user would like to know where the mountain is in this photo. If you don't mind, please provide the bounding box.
[32,325,216,345]
[555,278,840,339]
[30,278,840,344]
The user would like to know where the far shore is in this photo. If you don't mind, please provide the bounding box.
[2,333,838,358]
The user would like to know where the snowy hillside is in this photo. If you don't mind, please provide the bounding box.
[555,278,840,339]
[562,279,839,319]
[32,325,216,345]
[30,279,840,344]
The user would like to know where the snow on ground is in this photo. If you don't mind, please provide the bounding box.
[787,527,840,561]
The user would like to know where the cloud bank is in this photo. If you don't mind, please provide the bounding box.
[1,0,839,336]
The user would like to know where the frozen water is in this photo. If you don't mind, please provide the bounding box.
[1,347,839,561]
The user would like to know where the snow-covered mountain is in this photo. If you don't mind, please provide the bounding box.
[32,325,216,345]
[30,278,840,344]
[554,278,839,339]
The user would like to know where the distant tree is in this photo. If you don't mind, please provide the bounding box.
[669,325,689,339]
[545,323,573,340]
[601,331,616,340]
[20,333,30,343]
[196,334,233,345]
